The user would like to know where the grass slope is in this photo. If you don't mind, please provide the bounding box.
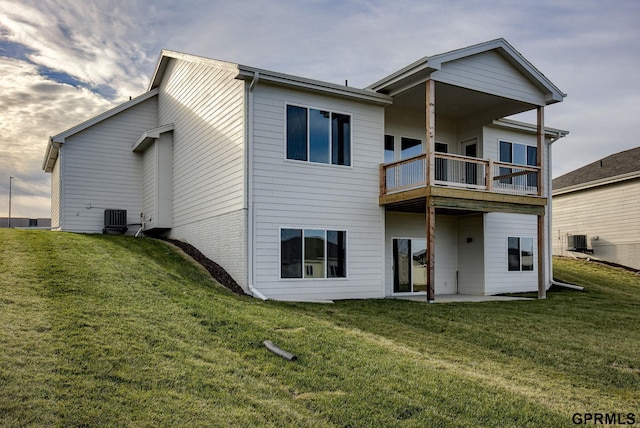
[1,229,639,427]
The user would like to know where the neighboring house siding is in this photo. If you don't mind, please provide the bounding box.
[157,58,247,288]
[60,96,158,232]
[553,179,640,269]
[51,157,61,230]
[251,84,385,300]
[484,212,538,294]
[435,51,545,105]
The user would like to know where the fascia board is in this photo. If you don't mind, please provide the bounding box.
[149,49,241,90]
[492,118,569,138]
[237,66,392,105]
[51,88,159,144]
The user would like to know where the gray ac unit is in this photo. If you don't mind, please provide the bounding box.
[567,234,590,252]
[103,209,128,234]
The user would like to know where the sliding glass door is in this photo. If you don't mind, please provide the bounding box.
[392,238,427,293]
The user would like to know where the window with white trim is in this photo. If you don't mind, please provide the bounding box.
[499,141,538,186]
[286,105,351,166]
[281,228,347,279]
[508,237,534,271]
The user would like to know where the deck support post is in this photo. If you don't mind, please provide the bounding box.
[536,106,546,299]
[426,80,436,302]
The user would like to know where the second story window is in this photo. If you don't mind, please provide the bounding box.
[499,141,538,187]
[286,105,351,166]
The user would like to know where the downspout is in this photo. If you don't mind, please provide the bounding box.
[546,132,582,291]
[246,71,267,300]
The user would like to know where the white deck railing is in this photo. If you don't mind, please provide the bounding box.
[380,153,540,197]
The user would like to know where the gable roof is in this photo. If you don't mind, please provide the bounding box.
[43,89,159,172]
[367,38,566,104]
[553,146,640,193]
[149,50,393,106]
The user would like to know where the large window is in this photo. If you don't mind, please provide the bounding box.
[499,141,538,186]
[286,105,351,166]
[281,228,347,279]
[507,237,534,272]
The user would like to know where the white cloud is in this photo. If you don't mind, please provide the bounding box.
[0,56,115,218]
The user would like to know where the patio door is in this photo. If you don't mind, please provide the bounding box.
[392,238,427,293]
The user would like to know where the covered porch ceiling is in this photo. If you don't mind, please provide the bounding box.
[391,81,535,121]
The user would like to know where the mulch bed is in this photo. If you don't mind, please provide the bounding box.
[162,238,247,296]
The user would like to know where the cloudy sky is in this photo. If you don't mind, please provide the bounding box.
[0,0,638,219]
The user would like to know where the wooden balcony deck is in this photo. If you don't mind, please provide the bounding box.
[379,153,546,215]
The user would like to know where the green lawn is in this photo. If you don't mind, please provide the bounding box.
[1,229,638,427]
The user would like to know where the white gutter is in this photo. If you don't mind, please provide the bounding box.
[246,71,267,301]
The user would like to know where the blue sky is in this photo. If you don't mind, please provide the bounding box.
[0,0,639,218]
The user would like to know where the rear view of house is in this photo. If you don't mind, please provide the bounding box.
[43,38,567,301]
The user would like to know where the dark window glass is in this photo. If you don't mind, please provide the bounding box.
[527,146,537,166]
[384,135,395,163]
[309,109,330,163]
[435,142,448,181]
[499,141,512,163]
[508,237,520,271]
[527,146,538,187]
[521,238,534,271]
[281,229,302,278]
[327,230,346,278]
[499,142,513,184]
[401,137,422,160]
[287,106,307,161]
[435,142,448,153]
[304,229,325,278]
[513,143,526,165]
[393,239,411,292]
[331,113,350,166]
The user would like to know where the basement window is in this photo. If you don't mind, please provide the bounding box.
[508,237,534,271]
[280,228,347,279]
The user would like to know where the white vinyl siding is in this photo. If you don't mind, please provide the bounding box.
[484,212,538,294]
[60,96,158,233]
[158,58,245,223]
[553,179,640,270]
[141,144,156,223]
[457,214,485,294]
[140,132,173,230]
[173,210,247,288]
[157,57,247,289]
[251,83,384,301]
[435,50,545,105]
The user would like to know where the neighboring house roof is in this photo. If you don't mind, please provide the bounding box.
[42,89,159,172]
[367,38,566,104]
[149,49,393,106]
[553,146,640,194]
